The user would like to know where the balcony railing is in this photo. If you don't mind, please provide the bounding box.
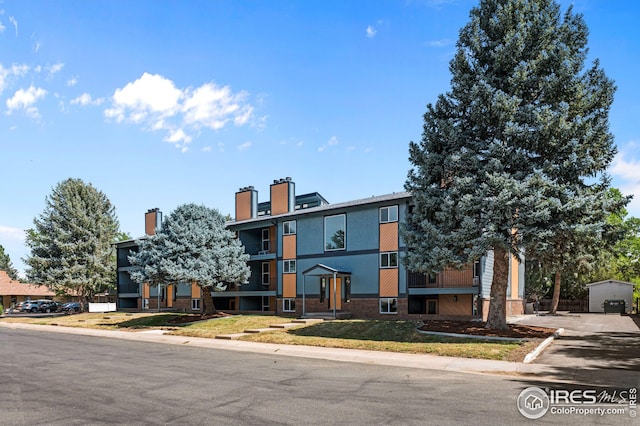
[408,269,477,288]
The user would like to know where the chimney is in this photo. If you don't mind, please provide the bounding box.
[270,177,295,215]
[235,186,258,221]
[145,208,162,235]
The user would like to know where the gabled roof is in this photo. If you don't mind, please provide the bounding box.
[0,271,55,297]
[303,264,351,276]
[586,279,636,288]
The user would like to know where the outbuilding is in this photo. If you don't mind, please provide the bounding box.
[586,280,635,314]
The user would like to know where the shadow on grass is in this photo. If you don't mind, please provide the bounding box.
[102,313,181,328]
[288,320,518,345]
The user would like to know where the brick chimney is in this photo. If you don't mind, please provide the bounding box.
[270,177,295,215]
[145,208,162,235]
[235,186,258,221]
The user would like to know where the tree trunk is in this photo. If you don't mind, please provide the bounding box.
[201,286,218,317]
[549,271,561,315]
[486,246,510,330]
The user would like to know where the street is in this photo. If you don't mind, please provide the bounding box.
[0,328,633,425]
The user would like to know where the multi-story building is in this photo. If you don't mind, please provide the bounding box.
[115,178,525,319]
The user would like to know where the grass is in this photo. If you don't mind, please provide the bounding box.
[0,313,537,361]
[235,320,536,361]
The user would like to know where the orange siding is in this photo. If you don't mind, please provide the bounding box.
[270,183,289,215]
[142,283,150,298]
[283,274,297,298]
[379,269,398,297]
[379,222,398,251]
[167,284,173,308]
[191,282,201,298]
[329,278,342,310]
[439,268,474,287]
[510,255,519,299]
[235,191,253,221]
[282,235,296,259]
[438,294,472,316]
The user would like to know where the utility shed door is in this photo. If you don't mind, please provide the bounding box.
[587,281,634,313]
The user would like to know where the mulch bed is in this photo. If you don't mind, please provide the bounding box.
[418,320,557,339]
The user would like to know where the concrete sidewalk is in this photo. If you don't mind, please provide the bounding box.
[1,321,636,388]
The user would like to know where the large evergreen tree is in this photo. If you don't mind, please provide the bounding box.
[403,0,618,329]
[24,178,120,307]
[0,244,19,280]
[128,203,250,315]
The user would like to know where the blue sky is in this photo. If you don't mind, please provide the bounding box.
[1,0,639,277]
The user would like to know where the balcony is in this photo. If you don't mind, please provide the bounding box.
[408,269,477,289]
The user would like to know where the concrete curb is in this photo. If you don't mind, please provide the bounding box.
[523,327,564,364]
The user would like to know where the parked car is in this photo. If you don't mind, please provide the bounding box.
[12,301,30,312]
[23,300,52,313]
[61,302,81,313]
[39,301,61,313]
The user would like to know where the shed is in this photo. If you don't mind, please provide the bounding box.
[586,280,635,314]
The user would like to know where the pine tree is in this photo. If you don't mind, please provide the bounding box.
[403,0,618,329]
[0,244,19,280]
[128,204,250,315]
[24,178,120,308]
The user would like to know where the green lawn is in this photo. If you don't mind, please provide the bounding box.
[1,313,538,361]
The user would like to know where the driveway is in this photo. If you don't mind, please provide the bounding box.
[511,313,640,375]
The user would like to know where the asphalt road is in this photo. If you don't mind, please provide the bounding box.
[0,328,633,425]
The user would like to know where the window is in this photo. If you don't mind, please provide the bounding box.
[283,220,296,235]
[380,298,398,314]
[380,252,398,268]
[324,214,346,251]
[283,260,296,274]
[262,262,270,285]
[142,299,149,310]
[261,228,270,252]
[283,298,296,312]
[380,205,398,223]
[262,296,270,311]
[473,261,480,278]
[191,298,201,311]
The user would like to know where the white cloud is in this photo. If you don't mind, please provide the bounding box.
[0,21,5,33]
[366,25,377,38]
[6,85,47,117]
[34,40,41,53]
[427,38,453,47]
[9,16,17,36]
[610,147,640,216]
[0,65,8,94]
[318,136,338,152]
[71,93,104,106]
[0,225,25,242]
[237,141,252,151]
[67,77,78,87]
[11,64,29,76]
[163,128,192,144]
[105,73,255,150]
[202,146,212,152]
[48,63,64,77]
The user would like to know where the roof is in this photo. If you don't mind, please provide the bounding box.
[303,264,351,275]
[231,191,411,226]
[0,271,56,297]
[586,279,636,288]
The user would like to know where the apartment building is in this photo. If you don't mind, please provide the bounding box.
[115,178,526,319]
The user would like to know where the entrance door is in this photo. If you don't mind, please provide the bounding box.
[329,278,342,310]
[427,299,437,315]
